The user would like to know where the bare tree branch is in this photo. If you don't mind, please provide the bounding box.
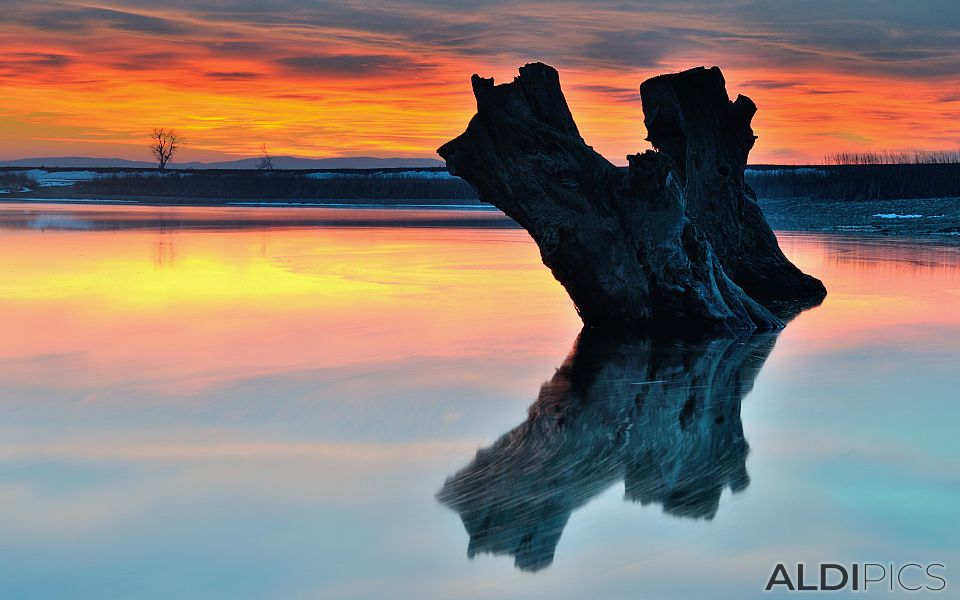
[150,128,180,171]
[258,143,274,171]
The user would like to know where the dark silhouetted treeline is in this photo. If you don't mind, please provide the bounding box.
[746,163,960,200]
[13,162,960,202]
[824,150,960,165]
[73,170,479,201]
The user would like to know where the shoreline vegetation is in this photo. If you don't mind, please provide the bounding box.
[1,164,959,241]
[4,162,960,201]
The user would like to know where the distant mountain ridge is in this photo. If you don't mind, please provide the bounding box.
[0,156,445,170]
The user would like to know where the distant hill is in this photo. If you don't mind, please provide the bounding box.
[0,156,445,170]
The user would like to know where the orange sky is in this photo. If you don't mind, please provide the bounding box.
[2,1,959,164]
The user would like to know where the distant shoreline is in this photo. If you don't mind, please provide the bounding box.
[2,194,959,243]
[7,163,960,204]
[0,195,492,210]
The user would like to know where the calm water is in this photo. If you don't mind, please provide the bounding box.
[0,203,957,599]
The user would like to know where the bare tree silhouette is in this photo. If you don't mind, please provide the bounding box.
[258,143,274,171]
[150,128,180,171]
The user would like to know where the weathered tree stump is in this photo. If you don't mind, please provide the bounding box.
[439,63,825,335]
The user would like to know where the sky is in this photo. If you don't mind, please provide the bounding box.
[1,0,959,164]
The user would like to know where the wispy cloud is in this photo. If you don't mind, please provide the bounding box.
[276,54,433,77]
[204,71,261,80]
[12,4,194,35]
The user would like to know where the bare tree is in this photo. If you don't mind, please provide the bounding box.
[150,128,180,171]
[258,143,274,171]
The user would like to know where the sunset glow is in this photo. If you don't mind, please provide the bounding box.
[3,1,959,164]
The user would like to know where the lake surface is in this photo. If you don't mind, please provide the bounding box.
[0,203,957,599]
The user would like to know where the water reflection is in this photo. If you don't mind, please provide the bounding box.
[0,202,513,231]
[438,329,783,572]
[1,202,958,598]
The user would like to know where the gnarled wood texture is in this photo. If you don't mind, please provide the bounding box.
[439,63,825,335]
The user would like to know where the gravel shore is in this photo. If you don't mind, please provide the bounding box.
[759,197,960,242]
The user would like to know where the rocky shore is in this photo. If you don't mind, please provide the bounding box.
[760,196,960,240]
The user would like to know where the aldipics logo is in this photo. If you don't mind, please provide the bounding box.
[765,563,947,593]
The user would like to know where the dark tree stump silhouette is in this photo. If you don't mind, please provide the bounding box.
[640,67,826,301]
[439,63,825,335]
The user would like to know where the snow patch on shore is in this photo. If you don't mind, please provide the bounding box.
[26,170,100,186]
[873,213,944,219]
[20,169,170,187]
